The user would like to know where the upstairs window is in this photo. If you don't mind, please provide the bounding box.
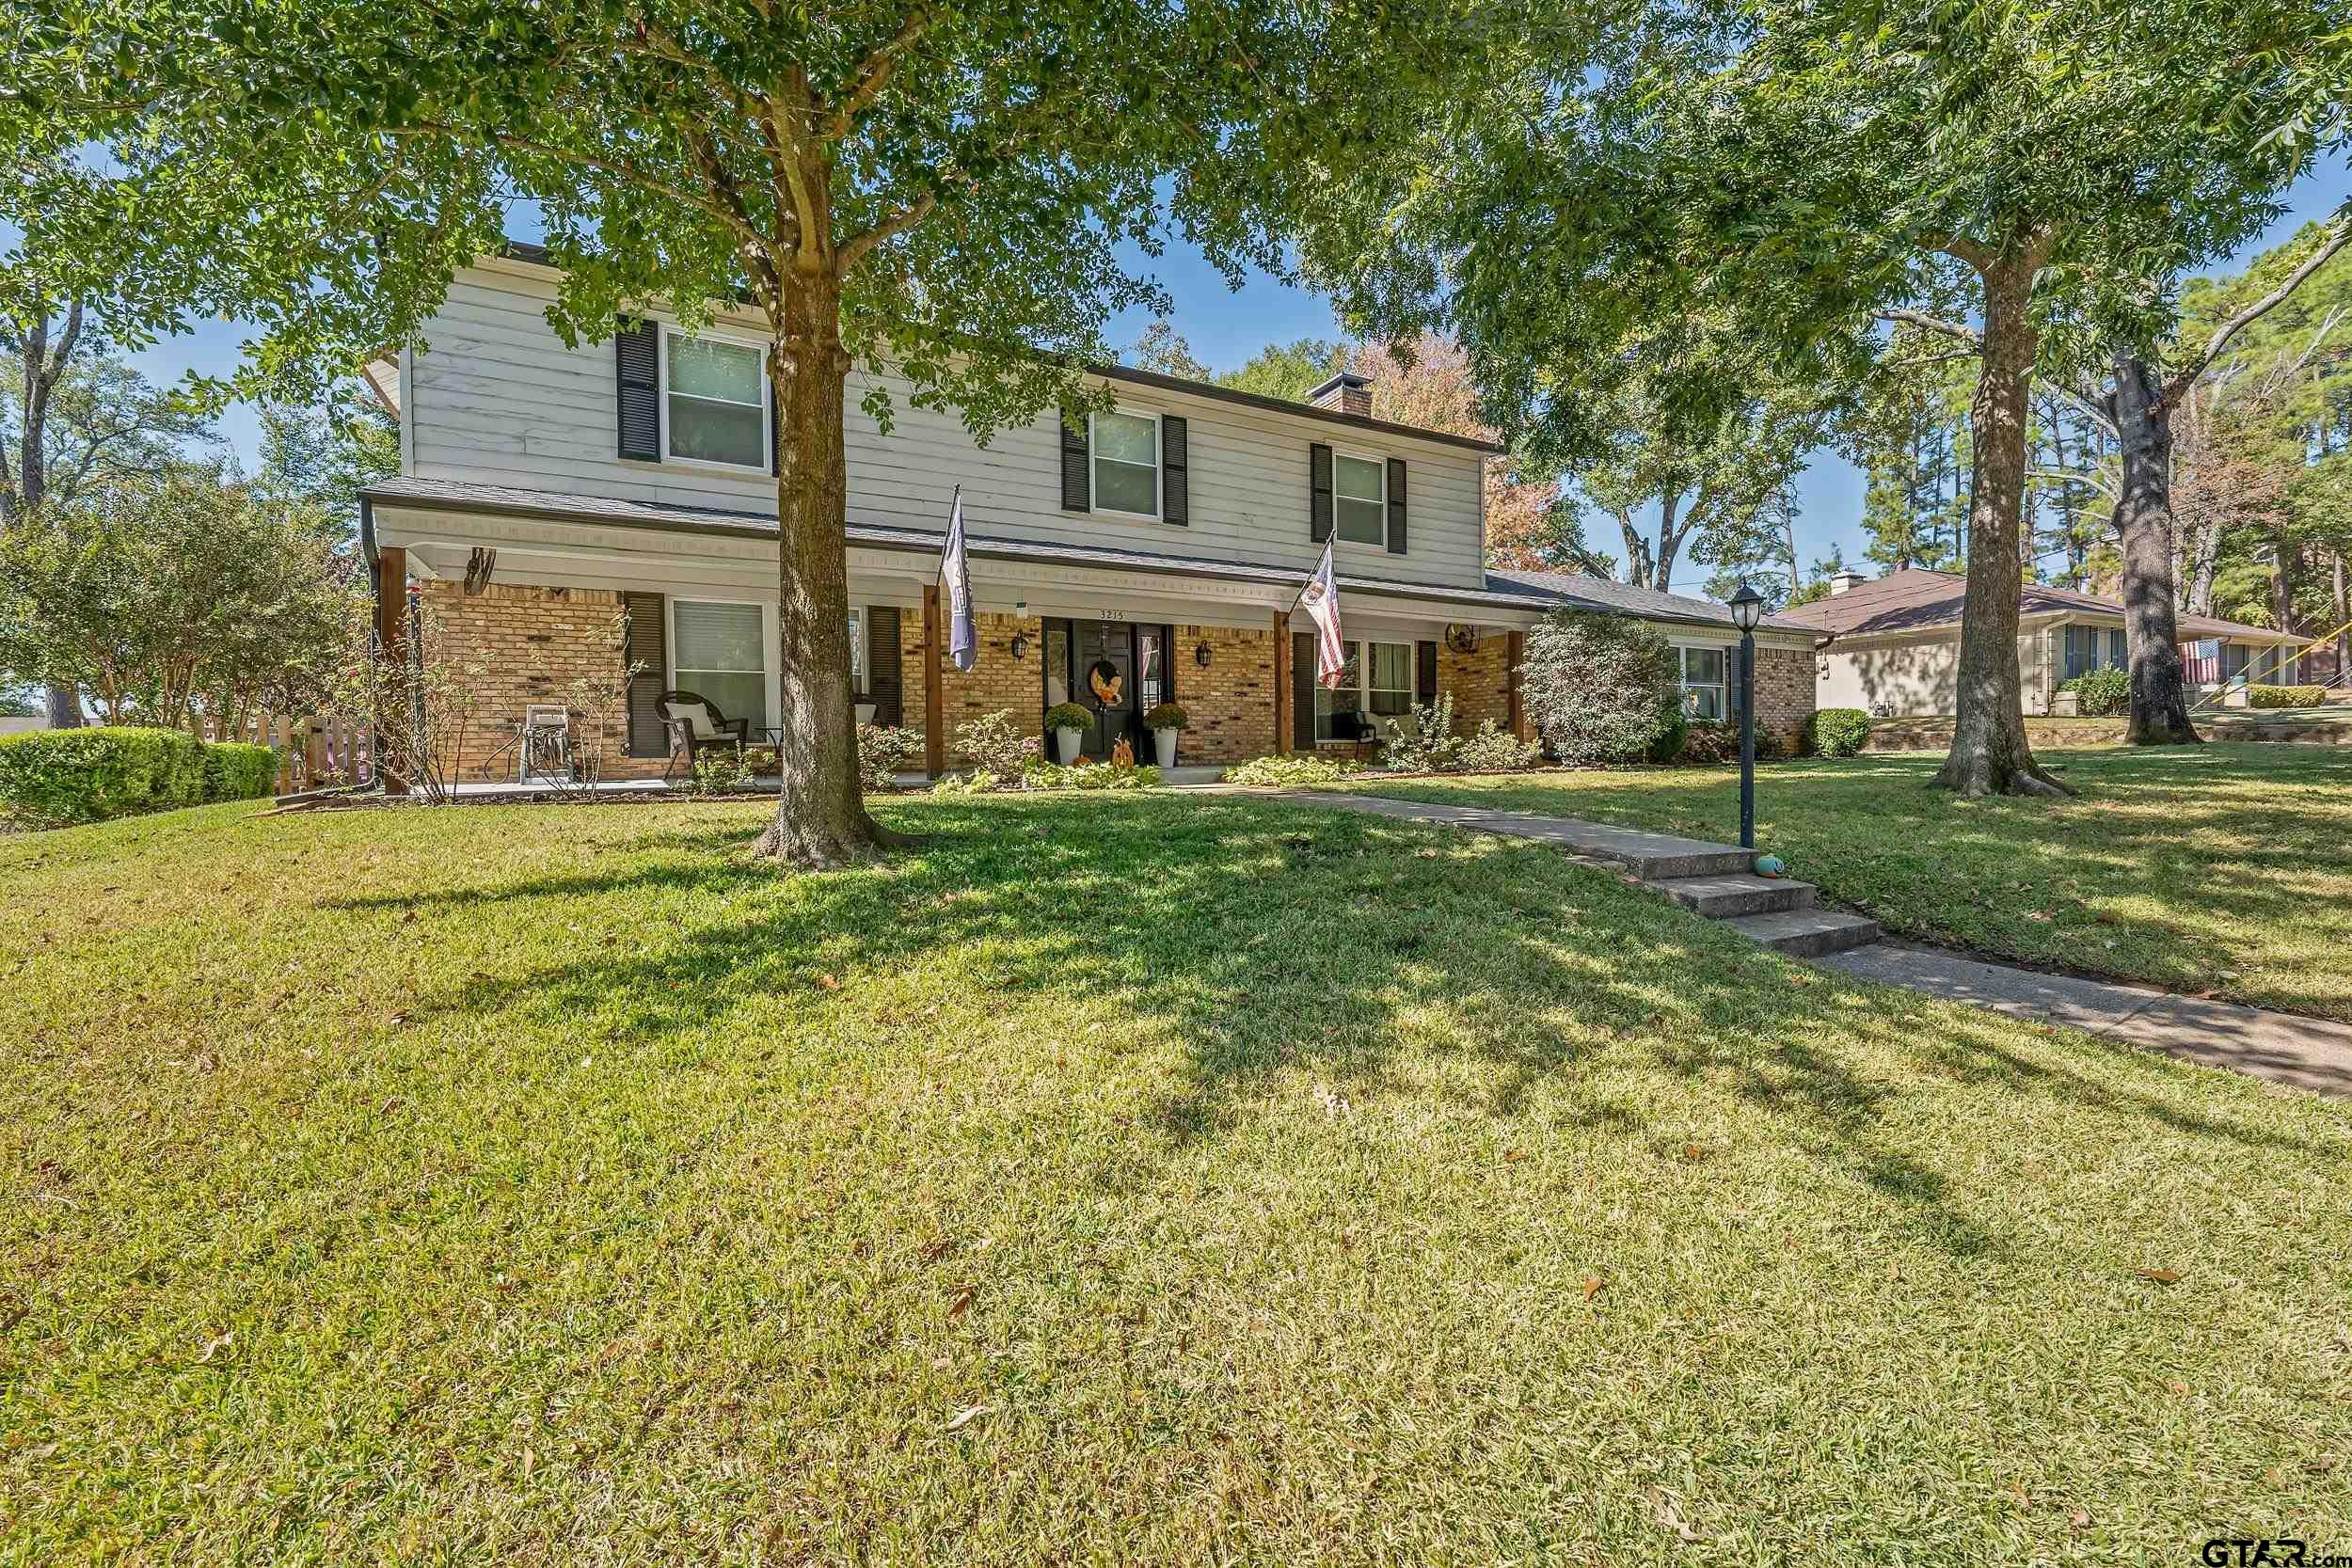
[1091,412,1160,516]
[1334,453,1387,546]
[664,330,768,469]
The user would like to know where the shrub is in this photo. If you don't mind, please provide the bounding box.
[1143,703,1187,730]
[201,742,279,802]
[2058,668,2131,717]
[1520,609,1678,764]
[1024,760,1161,790]
[857,724,923,792]
[1457,720,1544,771]
[2249,684,2327,709]
[0,724,207,827]
[955,709,1032,778]
[1219,753,1350,789]
[1677,720,1740,765]
[1805,707,1874,758]
[1380,694,1464,773]
[685,748,754,797]
[1646,702,1688,764]
[1043,703,1093,734]
[930,768,999,796]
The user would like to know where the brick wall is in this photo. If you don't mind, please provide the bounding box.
[414,581,665,783]
[1440,635,1514,735]
[1754,646,1815,753]
[1171,624,1276,763]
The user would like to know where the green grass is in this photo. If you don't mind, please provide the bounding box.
[3,795,2349,1563]
[1351,743,2352,1022]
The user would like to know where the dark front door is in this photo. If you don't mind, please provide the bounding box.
[1075,620,1136,758]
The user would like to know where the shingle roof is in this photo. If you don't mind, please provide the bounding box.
[1485,568,1816,632]
[1774,567,2307,644]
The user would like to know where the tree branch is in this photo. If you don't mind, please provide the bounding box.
[1875,309,1981,348]
[826,9,934,141]
[2163,213,2352,407]
[837,190,939,273]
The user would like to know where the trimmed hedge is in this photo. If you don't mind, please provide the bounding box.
[1805,707,1874,757]
[2058,668,2131,717]
[203,742,280,803]
[2249,684,2327,709]
[0,726,278,828]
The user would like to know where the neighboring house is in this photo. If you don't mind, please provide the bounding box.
[0,716,49,737]
[1779,569,2315,718]
[361,245,1819,779]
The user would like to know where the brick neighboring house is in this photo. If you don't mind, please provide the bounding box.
[362,246,1819,780]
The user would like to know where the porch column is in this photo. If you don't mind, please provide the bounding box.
[923,583,944,778]
[1506,629,1529,741]
[375,545,408,796]
[1272,610,1292,753]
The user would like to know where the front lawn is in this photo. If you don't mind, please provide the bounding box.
[1354,743,2352,1021]
[4,795,2348,1562]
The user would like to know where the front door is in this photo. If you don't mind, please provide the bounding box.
[1075,620,1136,758]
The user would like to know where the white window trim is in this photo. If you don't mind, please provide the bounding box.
[1313,638,1415,738]
[668,596,781,735]
[1674,643,1731,722]
[848,606,866,694]
[1331,449,1391,550]
[1089,409,1163,522]
[659,324,772,475]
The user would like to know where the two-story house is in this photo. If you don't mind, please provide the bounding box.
[359,245,1820,779]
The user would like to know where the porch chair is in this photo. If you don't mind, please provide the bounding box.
[655,689,751,782]
[1326,708,1381,765]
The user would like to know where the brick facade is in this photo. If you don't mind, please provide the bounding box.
[1440,634,1515,736]
[1170,624,1277,763]
[1753,645,1815,754]
[415,581,666,783]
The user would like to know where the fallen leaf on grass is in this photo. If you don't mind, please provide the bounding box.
[1583,1275,1604,1302]
[2070,1510,2091,1529]
[2169,1380,2190,1396]
[817,974,841,990]
[388,1010,411,1027]
[195,1332,233,1365]
[2137,1268,2180,1284]
[943,1402,994,1433]
[946,1285,976,1319]
[917,1237,955,1265]
[1502,1149,1527,1164]
[1681,1143,1708,1162]
[1647,1488,1703,1544]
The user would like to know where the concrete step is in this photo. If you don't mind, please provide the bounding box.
[1723,909,1883,958]
[1649,873,1818,918]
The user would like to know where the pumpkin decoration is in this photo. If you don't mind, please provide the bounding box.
[1087,659,1123,707]
[1110,736,1136,768]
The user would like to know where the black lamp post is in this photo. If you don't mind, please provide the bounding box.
[1728,583,1766,850]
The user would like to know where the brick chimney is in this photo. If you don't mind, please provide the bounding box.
[1307,371,1372,419]
[1828,570,1868,596]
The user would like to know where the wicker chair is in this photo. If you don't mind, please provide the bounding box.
[655,689,751,782]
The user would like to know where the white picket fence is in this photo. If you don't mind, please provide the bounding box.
[198,714,374,795]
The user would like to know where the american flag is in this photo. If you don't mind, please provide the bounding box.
[1299,537,1346,689]
[939,486,977,673]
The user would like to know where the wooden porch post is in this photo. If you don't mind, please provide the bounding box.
[1506,629,1529,741]
[1272,610,1292,753]
[923,583,945,778]
[376,546,408,796]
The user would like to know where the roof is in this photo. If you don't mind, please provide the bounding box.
[489,243,1502,455]
[1486,568,1816,633]
[363,477,1793,629]
[1775,567,2310,644]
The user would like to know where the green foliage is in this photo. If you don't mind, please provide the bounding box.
[1520,610,1677,765]
[0,724,207,826]
[1044,703,1093,734]
[953,710,1033,780]
[1219,753,1350,788]
[856,724,923,792]
[1677,721,1740,766]
[1804,708,1875,758]
[686,749,755,798]
[0,691,37,718]
[1022,760,1160,790]
[930,769,999,796]
[1647,703,1689,764]
[200,741,278,802]
[2249,684,2328,708]
[1211,339,1354,402]
[1456,720,1545,771]
[1122,323,1208,381]
[1143,703,1188,731]
[2059,669,2133,717]
[1379,695,1463,772]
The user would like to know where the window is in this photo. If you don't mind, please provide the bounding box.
[848,607,865,693]
[2106,628,2127,670]
[664,330,768,468]
[1138,627,1165,714]
[1334,453,1387,546]
[1044,623,1072,707]
[2220,643,2251,683]
[673,600,768,733]
[1312,640,1413,737]
[1677,645,1728,721]
[1091,411,1159,515]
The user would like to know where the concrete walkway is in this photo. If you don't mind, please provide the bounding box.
[1276,790,2352,1100]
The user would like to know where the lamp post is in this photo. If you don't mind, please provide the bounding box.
[1728,584,1765,851]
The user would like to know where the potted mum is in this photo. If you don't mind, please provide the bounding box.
[1144,702,1187,768]
[1044,702,1091,765]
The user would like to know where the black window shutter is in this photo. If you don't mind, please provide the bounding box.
[1417,640,1438,707]
[867,606,902,725]
[616,318,661,462]
[1293,630,1317,748]
[1387,458,1408,554]
[1161,416,1188,525]
[623,591,667,755]
[1310,443,1333,543]
[1060,415,1091,511]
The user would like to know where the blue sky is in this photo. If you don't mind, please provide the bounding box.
[109,170,2345,594]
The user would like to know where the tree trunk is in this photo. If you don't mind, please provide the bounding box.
[2333,549,2347,679]
[11,307,89,730]
[747,272,903,869]
[2269,524,2297,642]
[1935,263,2071,798]
[2110,349,2200,745]
[1615,509,1654,589]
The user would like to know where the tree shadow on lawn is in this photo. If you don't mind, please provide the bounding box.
[326,794,2330,1261]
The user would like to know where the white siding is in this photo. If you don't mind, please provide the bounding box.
[1818,631,2047,717]
[406,261,1490,592]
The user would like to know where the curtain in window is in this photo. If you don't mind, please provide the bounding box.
[673,601,767,730]
[666,337,765,467]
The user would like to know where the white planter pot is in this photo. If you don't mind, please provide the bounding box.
[854,702,877,727]
[1153,728,1179,768]
[1053,727,1083,765]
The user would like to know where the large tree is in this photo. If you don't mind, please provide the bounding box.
[1295,0,2344,795]
[14,0,1480,866]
